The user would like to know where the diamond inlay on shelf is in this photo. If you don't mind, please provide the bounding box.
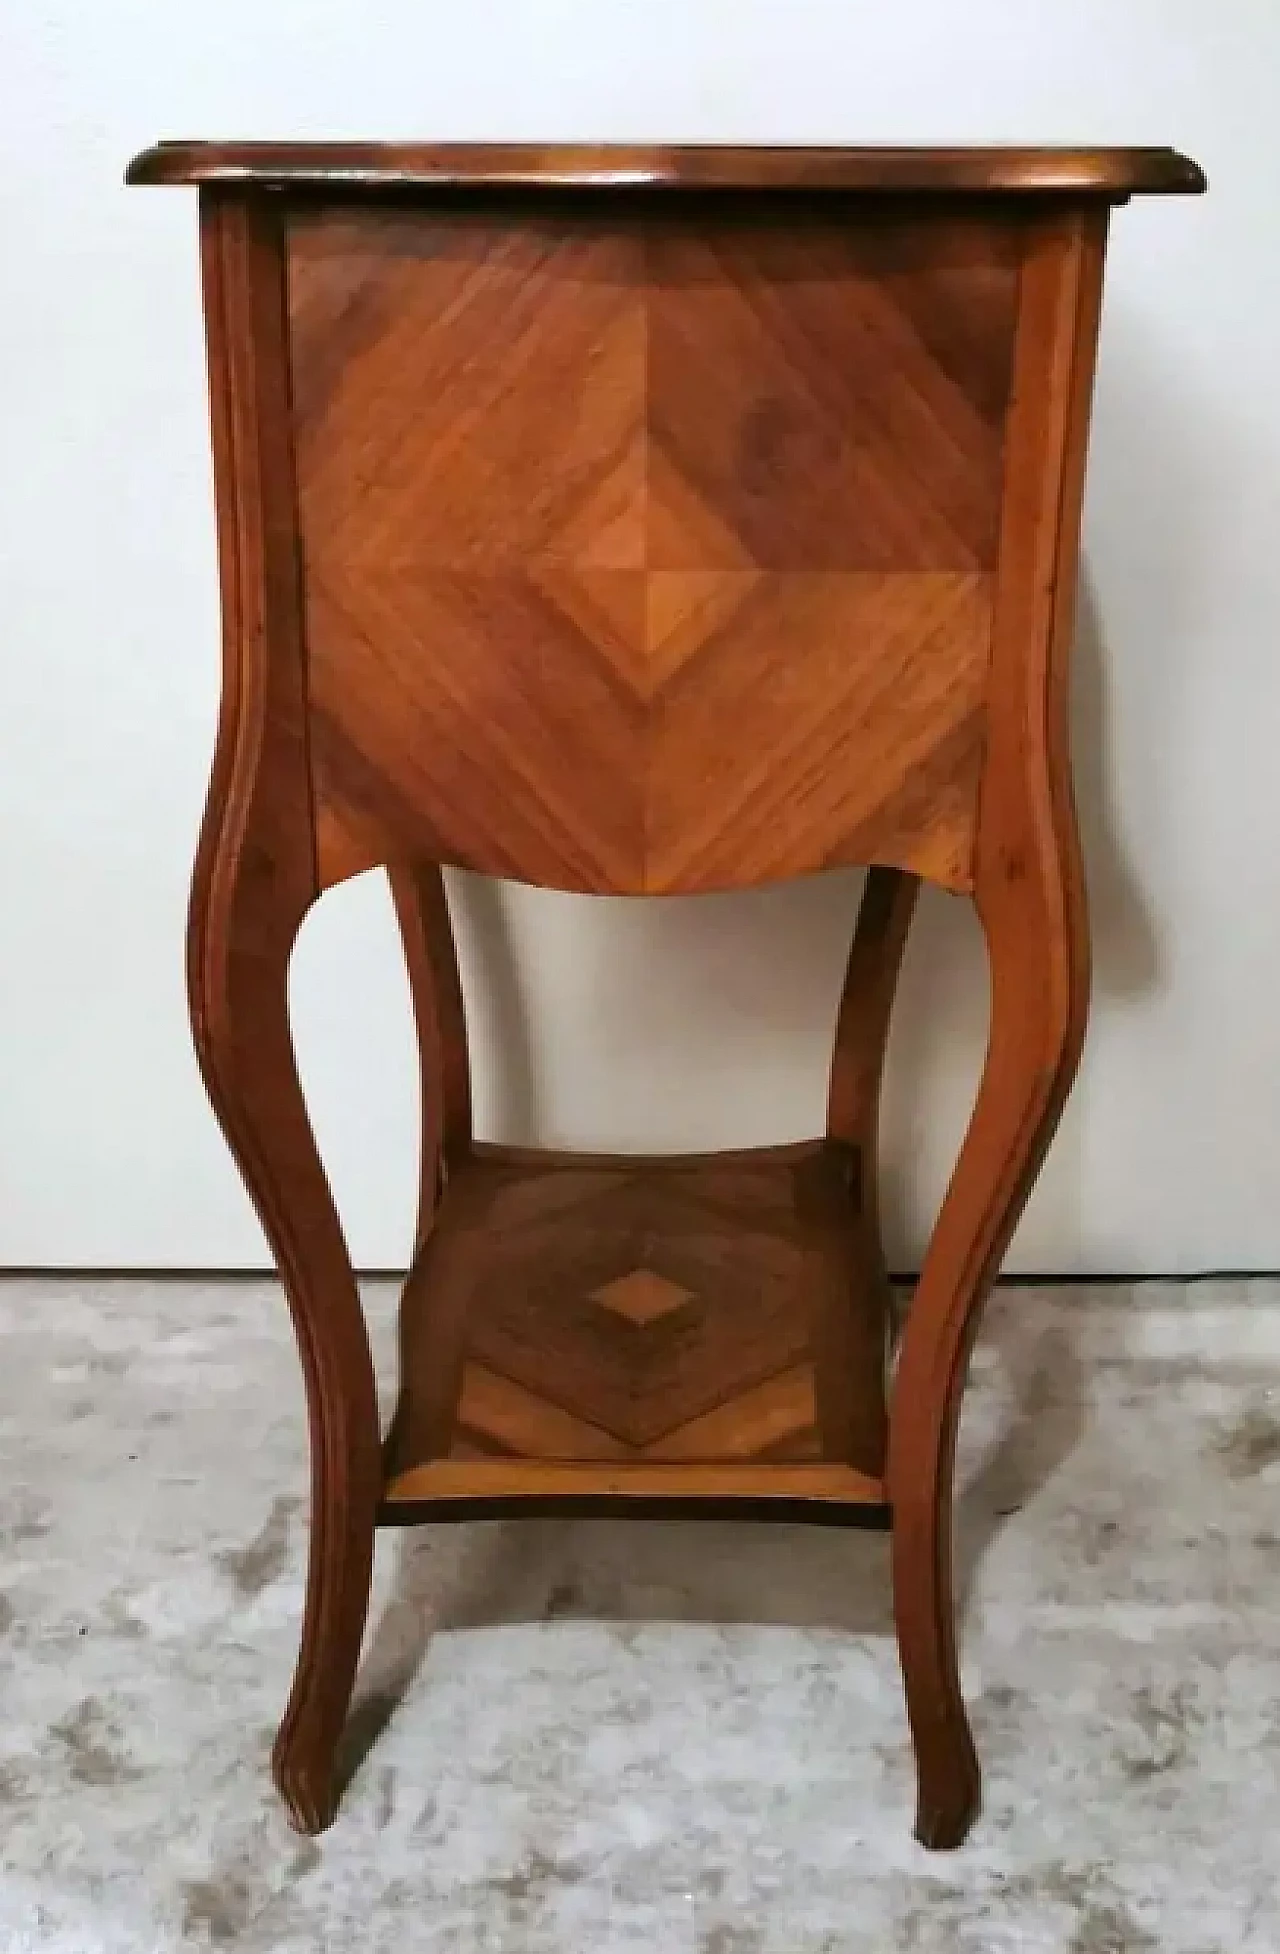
[383,1141,891,1481]
[589,1268,696,1327]
[139,133,1202,1842]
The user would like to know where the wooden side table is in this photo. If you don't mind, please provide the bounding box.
[128,141,1203,1847]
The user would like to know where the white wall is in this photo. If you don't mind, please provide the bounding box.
[1,0,1274,1272]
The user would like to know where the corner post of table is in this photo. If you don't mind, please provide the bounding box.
[827,866,921,1281]
[387,862,473,1255]
[187,186,382,1833]
[887,204,1108,1849]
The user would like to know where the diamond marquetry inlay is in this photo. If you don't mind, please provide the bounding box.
[382,1144,887,1467]
[589,1268,696,1326]
[288,207,1021,897]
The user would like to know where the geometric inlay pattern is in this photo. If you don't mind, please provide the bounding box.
[384,1141,889,1472]
[589,1269,695,1326]
[288,208,1021,895]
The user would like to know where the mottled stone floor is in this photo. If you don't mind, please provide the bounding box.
[1,1276,1279,1951]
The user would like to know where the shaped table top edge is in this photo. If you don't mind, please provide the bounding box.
[125,141,1206,198]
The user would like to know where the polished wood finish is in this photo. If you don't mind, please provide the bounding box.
[188,193,381,1834]
[383,1140,889,1485]
[827,863,921,1367]
[386,860,471,1243]
[291,206,1016,894]
[128,140,1205,198]
[889,209,1104,1848]
[131,143,1202,1846]
[383,1459,886,1511]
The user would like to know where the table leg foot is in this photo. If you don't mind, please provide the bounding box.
[188,753,381,1834]
[268,1461,377,1834]
[893,1485,984,1850]
[888,826,1088,1847]
[914,1771,982,1853]
[273,1747,339,1837]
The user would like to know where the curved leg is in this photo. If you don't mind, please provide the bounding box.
[888,208,1103,1848]
[387,859,472,1254]
[189,830,381,1833]
[825,867,919,1471]
[191,190,383,1833]
[827,869,920,1286]
[385,861,474,1472]
[889,863,1087,1846]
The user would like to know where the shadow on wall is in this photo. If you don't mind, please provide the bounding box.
[442,560,1158,1272]
[431,301,1221,1271]
[444,869,540,1142]
[292,291,1221,1275]
[254,234,1236,1281]
[446,863,865,1158]
[323,308,1214,1785]
[875,562,1162,1269]
[1073,571,1159,1006]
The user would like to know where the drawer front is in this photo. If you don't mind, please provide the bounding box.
[287,205,1021,893]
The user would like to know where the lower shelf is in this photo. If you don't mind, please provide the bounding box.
[380,1459,889,1527]
[381,1137,890,1522]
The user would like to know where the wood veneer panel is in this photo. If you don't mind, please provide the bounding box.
[129,135,1204,1843]
[382,1139,890,1487]
[382,1460,888,1512]
[287,208,1020,893]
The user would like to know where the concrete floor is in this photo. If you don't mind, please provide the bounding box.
[2,1275,1279,1951]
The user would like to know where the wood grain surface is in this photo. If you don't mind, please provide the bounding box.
[187,192,381,1837]
[382,1139,889,1485]
[127,140,1207,197]
[134,151,1201,1843]
[290,207,1020,894]
[381,1459,887,1519]
[889,208,1106,1849]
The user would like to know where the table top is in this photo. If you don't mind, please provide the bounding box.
[126,141,1205,197]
